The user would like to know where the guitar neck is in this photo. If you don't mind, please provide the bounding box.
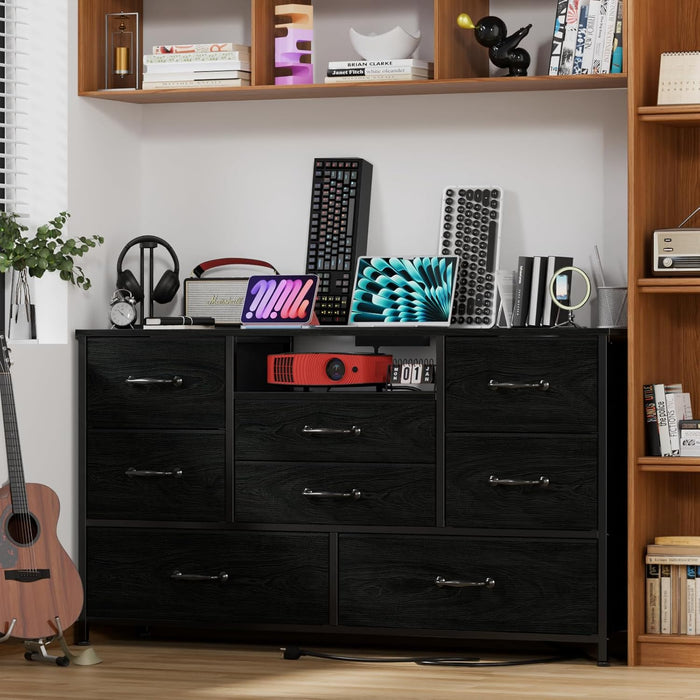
[0,370,28,513]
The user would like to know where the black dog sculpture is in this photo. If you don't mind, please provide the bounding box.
[457,14,532,77]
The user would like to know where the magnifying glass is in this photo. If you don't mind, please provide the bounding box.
[548,266,591,327]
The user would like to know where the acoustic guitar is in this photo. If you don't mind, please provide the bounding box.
[0,336,83,640]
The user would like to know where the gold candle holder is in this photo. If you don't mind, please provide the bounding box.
[105,11,140,90]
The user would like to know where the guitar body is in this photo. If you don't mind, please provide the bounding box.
[0,482,84,640]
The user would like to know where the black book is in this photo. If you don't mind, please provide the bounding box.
[511,256,533,327]
[541,255,574,326]
[643,383,662,456]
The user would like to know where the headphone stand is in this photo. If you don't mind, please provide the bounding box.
[138,239,158,321]
[116,236,180,325]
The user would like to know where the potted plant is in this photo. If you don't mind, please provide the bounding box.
[0,211,103,338]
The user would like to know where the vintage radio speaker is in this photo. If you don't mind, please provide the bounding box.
[184,258,279,324]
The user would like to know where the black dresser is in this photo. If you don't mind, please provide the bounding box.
[76,327,626,664]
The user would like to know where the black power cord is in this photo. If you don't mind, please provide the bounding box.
[281,646,577,667]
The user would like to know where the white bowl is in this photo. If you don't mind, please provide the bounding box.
[349,26,421,61]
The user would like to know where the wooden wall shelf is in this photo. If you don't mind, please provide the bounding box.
[80,73,627,104]
[78,0,626,105]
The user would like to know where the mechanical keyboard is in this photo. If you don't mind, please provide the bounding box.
[438,186,502,328]
[305,158,373,325]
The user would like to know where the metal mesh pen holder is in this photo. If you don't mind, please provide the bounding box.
[596,286,627,328]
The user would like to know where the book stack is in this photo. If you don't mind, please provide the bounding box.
[142,43,251,90]
[547,0,623,76]
[324,58,433,84]
[643,383,693,457]
[646,537,700,635]
[511,255,573,327]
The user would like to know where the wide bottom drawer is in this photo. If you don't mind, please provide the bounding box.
[338,535,597,635]
[87,528,329,625]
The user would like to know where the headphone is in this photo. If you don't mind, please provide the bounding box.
[116,235,180,304]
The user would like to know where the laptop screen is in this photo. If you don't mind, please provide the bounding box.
[349,256,458,326]
[241,274,318,326]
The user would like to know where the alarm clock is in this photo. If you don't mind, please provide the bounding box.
[109,289,137,328]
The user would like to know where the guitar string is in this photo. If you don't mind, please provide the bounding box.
[0,368,37,573]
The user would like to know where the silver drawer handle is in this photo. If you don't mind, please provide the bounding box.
[302,425,361,436]
[125,375,184,386]
[488,475,550,488]
[488,379,550,391]
[126,468,183,479]
[435,576,495,589]
[170,569,229,583]
[302,488,362,500]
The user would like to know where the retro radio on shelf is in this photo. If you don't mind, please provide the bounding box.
[653,229,700,275]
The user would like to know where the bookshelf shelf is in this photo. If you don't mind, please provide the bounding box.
[79,73,627,104]
[637,279,700,293]
[637,106,700,126]
[638,458,700,473]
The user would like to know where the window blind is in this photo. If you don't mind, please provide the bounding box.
[0,0,29,214]
[0,0,28,334]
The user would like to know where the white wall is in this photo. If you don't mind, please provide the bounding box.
[6,1,627,562]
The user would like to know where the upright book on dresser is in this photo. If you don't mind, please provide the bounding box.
[540,255,573,327]
[527,256,549,327]
[511,256,533,327]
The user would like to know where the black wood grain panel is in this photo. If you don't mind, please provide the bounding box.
[87,528,329,625]
[235,461,435,526]
[338,535,597,634]
[87,431,225,521]
[86,337,226,428]
[235,395,435,463]
[446,435,597,530]
[445,336,598,433]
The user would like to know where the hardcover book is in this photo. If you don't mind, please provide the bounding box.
[540,255,573,326]
[511,256,533,327]
[527,255,548,327]
[558,0,581,75]
[548,0,569,75]
[643,383,661,456]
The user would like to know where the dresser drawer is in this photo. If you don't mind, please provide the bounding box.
[445,336,598,433]
[446,435,597,530]
[339,535,597,635]
[235,461,435,526]
[86,338,226,429]
[235,395,435,463]
[87,528,329,625]
[86,431,226,522]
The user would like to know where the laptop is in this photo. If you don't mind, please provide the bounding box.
[349,256,459,327]
[241,274,318,326]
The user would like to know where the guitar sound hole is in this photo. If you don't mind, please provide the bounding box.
[6,513,38,546]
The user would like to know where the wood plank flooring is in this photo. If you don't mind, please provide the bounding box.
[0,637,698,699]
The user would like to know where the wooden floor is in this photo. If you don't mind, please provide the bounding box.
[0,636,699,699]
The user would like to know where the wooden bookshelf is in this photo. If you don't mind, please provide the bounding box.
[627,0,700,667]
[78,0,626,104]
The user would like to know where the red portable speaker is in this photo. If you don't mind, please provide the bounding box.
[267,353,392,386]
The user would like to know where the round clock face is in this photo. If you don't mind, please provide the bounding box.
[110,299,136,328]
